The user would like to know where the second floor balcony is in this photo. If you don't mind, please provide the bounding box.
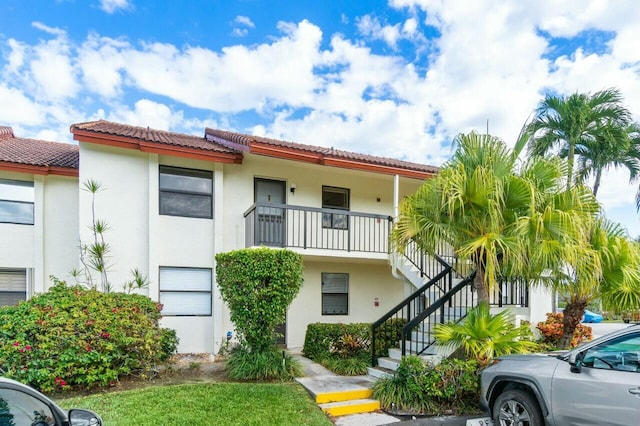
[244,202,393,255]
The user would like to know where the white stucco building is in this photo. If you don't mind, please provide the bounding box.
[0,121,552,354]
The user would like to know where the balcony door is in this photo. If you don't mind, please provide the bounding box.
[254,178,286,247]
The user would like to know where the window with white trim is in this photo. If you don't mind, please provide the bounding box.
[159,166,213,218]
[322,272,349,315]
[0,179,34,225]
[322,186,349,230]
[0,269,27,307]
[159,267,212,316]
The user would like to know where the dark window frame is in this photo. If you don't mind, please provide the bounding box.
[0,179,34,225]
[321,272,349,315]
[159,165,213,219]
[159,266,213,317]
[322,186,350,230]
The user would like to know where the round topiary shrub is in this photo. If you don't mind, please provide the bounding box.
[0,280,178,392]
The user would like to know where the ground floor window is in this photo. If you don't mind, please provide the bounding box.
[0,269,26,307]
[159,267,212,316]
[322,272,348,315]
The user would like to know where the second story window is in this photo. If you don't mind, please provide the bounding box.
[322,186,349,230]
[159,166,213,218]
[0,179,34,225]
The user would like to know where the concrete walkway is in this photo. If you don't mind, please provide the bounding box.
[291,350,486,426]
[291,351,401,425]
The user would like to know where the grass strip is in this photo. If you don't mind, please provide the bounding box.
[59,382,332,426]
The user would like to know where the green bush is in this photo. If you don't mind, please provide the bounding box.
[302,323,370,360]
[320,355,370,376]
[216,248,303,352]
[0,281,177,392]
[302,323,373,376]
[226,346,302,381]
[373,356,482,415]
[373,318,407,358]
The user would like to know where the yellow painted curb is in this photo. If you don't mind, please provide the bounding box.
[321,400,381,417]
[315,388,373,403]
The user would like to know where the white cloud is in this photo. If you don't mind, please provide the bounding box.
[31,22,66,37]
[106,99,183,131]
[231,15,255,37]
[234,16,255,28]
[78,34,128,98]
[357,15,402,48]
[0,84,46,126]
[31,37,80,100]
[99,0,132,14]
[108,20,323,112]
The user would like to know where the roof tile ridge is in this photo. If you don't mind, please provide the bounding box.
[0,126,15,139]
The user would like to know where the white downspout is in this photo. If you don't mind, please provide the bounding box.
[391,174,403,280]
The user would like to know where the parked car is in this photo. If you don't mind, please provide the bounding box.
[582,309,603,323]
[0,377,102,425]
[480,324,640,426]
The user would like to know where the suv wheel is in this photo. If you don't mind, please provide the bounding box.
[493,389,543,426]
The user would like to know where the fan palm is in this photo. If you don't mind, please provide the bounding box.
[392,132,598,305]
[526,88,633,190]
[434,303,538,364]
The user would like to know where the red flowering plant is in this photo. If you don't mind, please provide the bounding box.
[0,279,179,393]
[536,312,592,349]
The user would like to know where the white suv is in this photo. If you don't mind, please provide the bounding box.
[480,324,640,426]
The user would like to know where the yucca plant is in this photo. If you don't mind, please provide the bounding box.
[434,303,538,365]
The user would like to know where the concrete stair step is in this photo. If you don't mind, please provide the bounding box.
[295,375,375,403]
[376,357,400,371]
[319,398,381,417]
[366,366,394,379]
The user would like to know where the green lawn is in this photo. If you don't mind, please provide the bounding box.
[59,382,332,426]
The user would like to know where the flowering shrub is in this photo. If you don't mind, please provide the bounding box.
[0,280,178,392]
[536,312,592,348]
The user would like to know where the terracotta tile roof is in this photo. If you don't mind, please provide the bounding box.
[71,120,239,155]
[0,127,78,175]
[205,128,439,176]
[70,120,437,178]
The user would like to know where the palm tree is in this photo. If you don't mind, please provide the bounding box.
[553,218,640,348]
[575,122,640,197]
[434,303,538,365]
[392,132,598,305]
[527,88,633,190]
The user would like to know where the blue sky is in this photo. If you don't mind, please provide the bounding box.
[1,0,640,236]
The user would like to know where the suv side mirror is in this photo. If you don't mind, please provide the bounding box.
[569,351,584,373]
[69,409,103,426]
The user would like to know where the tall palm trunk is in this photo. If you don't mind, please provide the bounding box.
[473,262,490,305]
[593,169,602,197]
[566,141,575,191]
[558,300,588,349]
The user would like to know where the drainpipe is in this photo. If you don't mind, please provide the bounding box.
[391,174,403,280]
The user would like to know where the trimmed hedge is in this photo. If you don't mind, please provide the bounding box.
[216,248,303,352]
[302,319,406,362]
[0,281,178,392]
[303,323,370,360]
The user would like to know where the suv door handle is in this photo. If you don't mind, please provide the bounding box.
[629,388,640,395]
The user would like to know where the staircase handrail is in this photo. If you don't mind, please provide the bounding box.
[371,243,453,366]
[400,272,476,356]
[371,263,451,331]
